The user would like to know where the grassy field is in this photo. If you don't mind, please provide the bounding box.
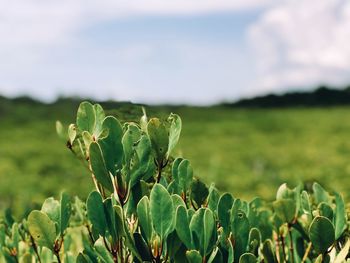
[1,98,350,215]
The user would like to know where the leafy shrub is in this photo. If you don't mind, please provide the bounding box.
[1,101,349,262]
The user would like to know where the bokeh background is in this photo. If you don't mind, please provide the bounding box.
[1,0,350,215]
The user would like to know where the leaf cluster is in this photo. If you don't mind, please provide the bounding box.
[1,101,349,263]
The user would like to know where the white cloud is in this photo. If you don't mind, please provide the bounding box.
[248,0,350,95]
[0,0,272,48]
[5,0,350,103]
[0,0,272,103]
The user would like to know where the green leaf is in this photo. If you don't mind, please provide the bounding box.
[94,238,114,263]
[113,205,126,237]
[76,102,105,138]
[99,116,124,175]
[123,223,142,262]
[178,159,193,193]
[190,178,209,209]
[261,239,277,263]
[76,253,92,263]
[315,254,330,263]
[207,247,223,263]
[140,107,148,132]
[175,206,193,249]
[313,183,329,204]
[28,210,56,250]
[150,184,174,240]
[56,121,65,140]
[167,113,182,158]
[147,118,169,164]
[133,232,153,262]
[122,123,141,166]
[0,225,5,246]
[89,142,114,192]
[300,191,311,215]
[86,191,107,237]
[77,102,95,134]
[309,216,335,254]
[190,208,215,256]
[166,230,183,260]
[239,253,257,263]
[60,192,71,235]
[20,253,33,263]
[82,131,94,149]
[248,228,261,256]
[232,198,248,216]
[125,180,150,216]
[136,196,153,244]
[103,198,119,244]
[130,135,153,188]
[218,193,234,234]
[207,184,220,214]
[186,250,202,263]
[41,197,60,226]
[231,210,250,262]
[168,181,182,195]
[113,203,142,262]
[10,223,20,251]
[4,208,14,227]
[172,157,183,182]
[203,209,215,256]
[93,104,105,137]
[334,192,347,240]
[317,202,333,221]
[227,239,234,263]
[276,183,294,200]
[272,199,296,223]
[172,194,186,209]
[68,124,77,144]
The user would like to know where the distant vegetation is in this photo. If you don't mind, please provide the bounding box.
[2,87,350,216]
[224,86,350,108]
[1,102,349,263]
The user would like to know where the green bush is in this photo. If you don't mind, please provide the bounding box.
[1,101,349,262]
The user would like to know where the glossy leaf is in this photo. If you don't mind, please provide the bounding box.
[313,183,329,204]
[272,199,296,223]
[28,210,56,250]
[86,191,107,237]
[99,116,124,175]
[60,192,71,235]
[239,253,257,263]
[89,142,114,192]
[309,216,335,254]
[137,196,153,244]
[190,178,209,209]
[94,238,114,263]
[150,184,174,240]
[231,210,250,262]
[122,123,141,166]
[147,118,169,164]
[190,208,215,256]
[41,197,60,226]
[218,193,234,234]
[175,206,193,249]
[186,250,202,263]
[334,192,347,239]
[262,239,277,263]
[77,102,96,134]
[178,159,193,193]
[167,113,182,158]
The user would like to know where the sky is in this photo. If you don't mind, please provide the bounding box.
[1,0,350,105]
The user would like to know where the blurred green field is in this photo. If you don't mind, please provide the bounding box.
[1,98,350,215]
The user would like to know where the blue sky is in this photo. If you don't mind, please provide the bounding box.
[1,0,350,104]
